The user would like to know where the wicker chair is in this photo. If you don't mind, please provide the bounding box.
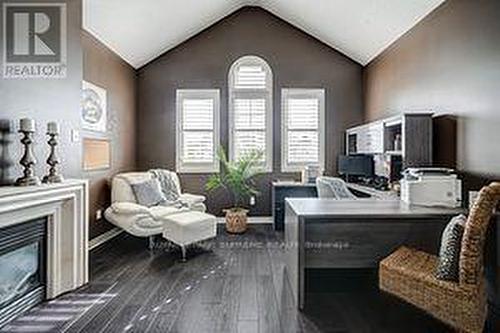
[379,182,500,333]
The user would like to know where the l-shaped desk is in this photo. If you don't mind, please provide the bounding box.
[284,198,465,309]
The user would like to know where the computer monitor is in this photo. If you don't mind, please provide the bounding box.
[338,155,374,178]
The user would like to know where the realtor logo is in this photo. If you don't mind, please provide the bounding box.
[3,3,66,78]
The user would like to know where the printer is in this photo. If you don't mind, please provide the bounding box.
[400,168,462,208]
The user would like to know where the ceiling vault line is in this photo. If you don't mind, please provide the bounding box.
[82,0,446,69]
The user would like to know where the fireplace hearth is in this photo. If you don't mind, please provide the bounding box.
[0,219,46,328]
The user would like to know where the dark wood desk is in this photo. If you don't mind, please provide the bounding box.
[284,198,465,309]
[272,182,317,231]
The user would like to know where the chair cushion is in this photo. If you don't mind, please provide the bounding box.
[162,211,217,247]
[149,206,188,219]
[112,172,153,203]
[163,211,215,228]
[380,246,466,295]
[130,178,166,207]
[109,202,152,215]
[436,214,467,281]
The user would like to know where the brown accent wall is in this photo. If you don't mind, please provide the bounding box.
[364,0,500,179]
[137,7,364,216]
[82,31,137,238]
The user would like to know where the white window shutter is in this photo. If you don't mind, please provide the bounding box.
[176,90,220,173]
[287,131,319,163]
[234,131,266,161]
[182,99,214,130]
[233,98,266,161]
[287,98,319,130]
[229,56,273,171]
[182,131,213,163]
[234,99,266,130]
[282,89,325,172]
[234,65,267,90]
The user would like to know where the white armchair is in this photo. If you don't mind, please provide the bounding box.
[104,171,206,238]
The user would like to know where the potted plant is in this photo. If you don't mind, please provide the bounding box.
[206,148,264,233]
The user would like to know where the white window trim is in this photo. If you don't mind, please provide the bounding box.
[176,89,220,173]
[228,55,273,172]
[281,88,325,173]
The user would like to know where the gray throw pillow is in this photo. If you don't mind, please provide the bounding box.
[130,178,166,207]
[435,214,467,281]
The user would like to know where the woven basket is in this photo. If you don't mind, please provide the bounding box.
[224,208,248,234]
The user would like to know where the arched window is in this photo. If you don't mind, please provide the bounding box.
[228,56,273,171]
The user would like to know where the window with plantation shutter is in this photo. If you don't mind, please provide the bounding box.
[176,89,220,173]
[229,56,273,171]
[234,65,267,90]
[281,89,325,172]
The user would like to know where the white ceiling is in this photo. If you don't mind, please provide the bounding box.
[83,0,445,69]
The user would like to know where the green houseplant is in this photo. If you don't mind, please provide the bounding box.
[206,147,264,233]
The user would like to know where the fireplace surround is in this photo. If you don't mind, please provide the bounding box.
[0,180,88,326]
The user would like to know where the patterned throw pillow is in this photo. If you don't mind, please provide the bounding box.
[130,178,166,207]
[435,214,467,281]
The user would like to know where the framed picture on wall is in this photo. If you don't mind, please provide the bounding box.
[83,138,111,171]
[81,80,107,132]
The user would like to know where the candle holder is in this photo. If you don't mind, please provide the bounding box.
[0,120,14,186]
[42,131,63,183]
[15,128,41,186]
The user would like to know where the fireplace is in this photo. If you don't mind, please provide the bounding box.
[0,218,46,328]
[0,180,88,322]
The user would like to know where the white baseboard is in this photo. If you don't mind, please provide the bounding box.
[216,216,273,224]
[89,227,124,251]
[89,216,273,250]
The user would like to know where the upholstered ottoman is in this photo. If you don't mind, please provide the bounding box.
[162,211,217,261]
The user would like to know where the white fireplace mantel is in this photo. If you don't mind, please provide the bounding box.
[0,180,89,299]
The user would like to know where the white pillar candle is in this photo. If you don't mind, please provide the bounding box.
[19,118,35,132]
[47,122,59,135]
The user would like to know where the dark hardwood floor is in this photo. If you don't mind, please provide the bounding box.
[1,225,454,333]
